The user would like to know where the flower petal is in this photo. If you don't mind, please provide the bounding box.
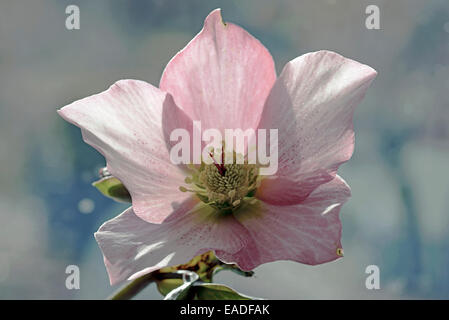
[95,202,250,285]
[58,79,193,223]
[216,176,351,269]
[160,8,276,133]
[256,51,376,205]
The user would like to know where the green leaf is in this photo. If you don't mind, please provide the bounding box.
[156,278,184,296]
[92,176,131,203]
[156,251,255,297]
[193,283,257,300]
[164,283,195,300]
[164,271,199,300]
[212,264,255,278]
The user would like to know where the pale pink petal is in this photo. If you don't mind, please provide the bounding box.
[160,9,276,133]
[216,176,351,269]
[58,79,193,223]
[256,51,376,205]
[95,202,250,285]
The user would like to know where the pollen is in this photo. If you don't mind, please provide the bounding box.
[180,149,260,212]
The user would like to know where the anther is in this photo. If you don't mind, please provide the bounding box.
[228,190,236,198]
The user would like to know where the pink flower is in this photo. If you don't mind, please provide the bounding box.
[58,9,377,285]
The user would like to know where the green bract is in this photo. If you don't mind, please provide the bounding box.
[92,176,131,203]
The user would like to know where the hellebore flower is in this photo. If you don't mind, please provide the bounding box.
[58,9,377,285]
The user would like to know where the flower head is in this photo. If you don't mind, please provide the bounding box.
[58,9,377,285]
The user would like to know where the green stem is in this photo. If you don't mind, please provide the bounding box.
[108,272,182,300]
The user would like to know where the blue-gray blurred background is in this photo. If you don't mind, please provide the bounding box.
[0,0,448,299]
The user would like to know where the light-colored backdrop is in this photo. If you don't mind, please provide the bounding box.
[0,0,448,299]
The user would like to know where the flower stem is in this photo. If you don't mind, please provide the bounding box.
[107,272,182,300]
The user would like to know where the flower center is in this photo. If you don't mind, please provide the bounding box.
[180,149,260,213]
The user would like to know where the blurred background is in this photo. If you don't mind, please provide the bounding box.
[0,0,448,299]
